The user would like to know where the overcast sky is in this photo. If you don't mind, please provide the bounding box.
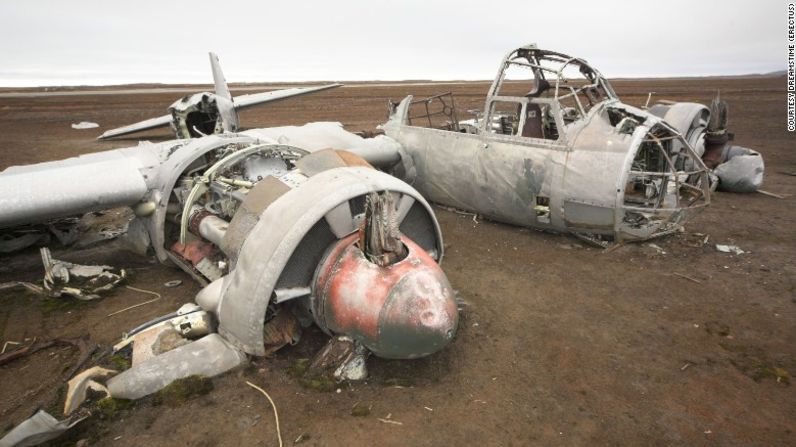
[0,0,783,87]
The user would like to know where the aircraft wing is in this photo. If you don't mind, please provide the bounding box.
[97,114,172,140]
[232,83,342,110]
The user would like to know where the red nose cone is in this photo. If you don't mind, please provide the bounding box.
[312,234,458,359]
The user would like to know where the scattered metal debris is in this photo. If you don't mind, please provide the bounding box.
[0,42,773,446]
[70,121,99,130]
[41,248,125,300]
[645,243,666,255]
[308,335,369,381]
[715,244,745,255]
[377,415,403,426]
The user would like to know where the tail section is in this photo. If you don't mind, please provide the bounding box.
[209,52,232,101]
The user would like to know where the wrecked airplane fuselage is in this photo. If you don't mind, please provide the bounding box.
[0,131,458,392]
[381,45,712,244]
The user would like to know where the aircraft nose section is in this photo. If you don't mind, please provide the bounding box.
[312,234,459,360]
[375,268,459,359]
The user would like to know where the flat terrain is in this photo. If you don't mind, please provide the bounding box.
[0,76,793,446]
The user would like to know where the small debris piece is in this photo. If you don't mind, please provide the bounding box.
[673,273,702,284]
[757,190,787,199]
[377,418,403,426]
[0,409,88,447]
[246,381,283,447]
[71,121,99,129]
[681,363,691,371]
[645,243,665,255]
[308,335,369,381]
[1,340,21,354]
[163,280,183,288]
[64,366,117,416]
[715,244,744,255]
[294,433,310,444]
[41,247,126,300]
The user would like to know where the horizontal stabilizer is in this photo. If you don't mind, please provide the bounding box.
[97,114,172,140]
[233,83,342,110]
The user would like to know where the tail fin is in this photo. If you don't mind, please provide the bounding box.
[209,52,232,101]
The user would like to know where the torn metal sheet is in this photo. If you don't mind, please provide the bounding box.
[308,335,370,381]
[713,147,764,193]
[40,247,125,300]
[97,52,341,140]
[0,410,88,447]
[63,366,117,416]
[716,244,745,255]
